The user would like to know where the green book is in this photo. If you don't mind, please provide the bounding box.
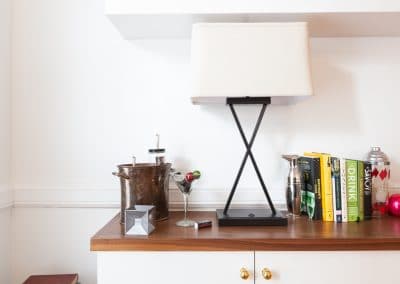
[298,156,322,220]
[346,159,359,222]
[358,161,364,221]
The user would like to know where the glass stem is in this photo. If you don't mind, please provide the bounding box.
[183,193,189,220]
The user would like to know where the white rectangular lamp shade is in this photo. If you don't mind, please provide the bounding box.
[191,22,313,105]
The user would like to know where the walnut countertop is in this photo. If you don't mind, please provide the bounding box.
[91,211,400,251]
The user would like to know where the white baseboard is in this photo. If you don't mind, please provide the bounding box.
[11,184,400,210]
[12,185,286,210]
[0,188,13,209]
[0,202,13,209]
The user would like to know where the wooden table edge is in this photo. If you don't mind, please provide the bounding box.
[90,238,400,252]
[91,212,400,252]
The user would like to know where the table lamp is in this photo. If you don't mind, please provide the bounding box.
[191,22,313,226]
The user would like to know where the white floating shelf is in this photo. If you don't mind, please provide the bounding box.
[105,0,400,38]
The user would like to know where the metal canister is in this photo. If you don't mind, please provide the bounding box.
[113,162,171,224]
[282,154,302,216]
[367,146,390,214]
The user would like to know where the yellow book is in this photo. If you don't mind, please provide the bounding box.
[304,152,333,221]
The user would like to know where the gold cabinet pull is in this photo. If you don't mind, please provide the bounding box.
[262,268,272,280]
[240,268,250,280]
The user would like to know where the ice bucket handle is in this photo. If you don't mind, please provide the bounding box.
[112,172,130,180]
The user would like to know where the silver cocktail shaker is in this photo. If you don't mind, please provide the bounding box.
[282,155,302,216]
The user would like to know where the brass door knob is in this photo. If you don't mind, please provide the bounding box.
[262,268,272,280]
[240,268,250,280]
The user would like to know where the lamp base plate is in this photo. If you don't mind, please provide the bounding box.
[216,209,288,226]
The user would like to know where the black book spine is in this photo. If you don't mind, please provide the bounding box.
[332,157,342,223]
[298,157,312,217]
[312,158,323,221]
[364,162,373,220]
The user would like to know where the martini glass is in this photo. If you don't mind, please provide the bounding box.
[173,172,196,227]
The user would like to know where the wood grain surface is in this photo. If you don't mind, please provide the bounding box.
[23,274,78,284]
[91,211,400,251]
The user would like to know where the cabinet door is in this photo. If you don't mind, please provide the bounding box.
[98,251,254,284]
[255,251,400,284]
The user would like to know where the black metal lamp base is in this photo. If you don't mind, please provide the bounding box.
[216,209,288,226]
[218,97,288,227]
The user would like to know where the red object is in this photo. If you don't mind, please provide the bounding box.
[379,168,388,180]
[388,194,400,217]
[374,202,388,215]
[185,172,194,182]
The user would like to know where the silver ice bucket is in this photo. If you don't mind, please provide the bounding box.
[113,163,171,224]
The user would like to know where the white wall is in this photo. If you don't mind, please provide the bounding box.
[11,0,400,207]
[13,0,400,206]
[0,208,11,284]
[9,0,400,283]
[12,208,118,284]
[0,0,11,204]
[0,0,12,283]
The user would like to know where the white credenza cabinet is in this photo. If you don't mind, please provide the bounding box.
[97,251,400,284]
[98,251,254,284]
[255,251,400,284]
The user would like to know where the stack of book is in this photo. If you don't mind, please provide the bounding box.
[298,152,372,222]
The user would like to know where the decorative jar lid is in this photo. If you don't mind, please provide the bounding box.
[367,146,390,165]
